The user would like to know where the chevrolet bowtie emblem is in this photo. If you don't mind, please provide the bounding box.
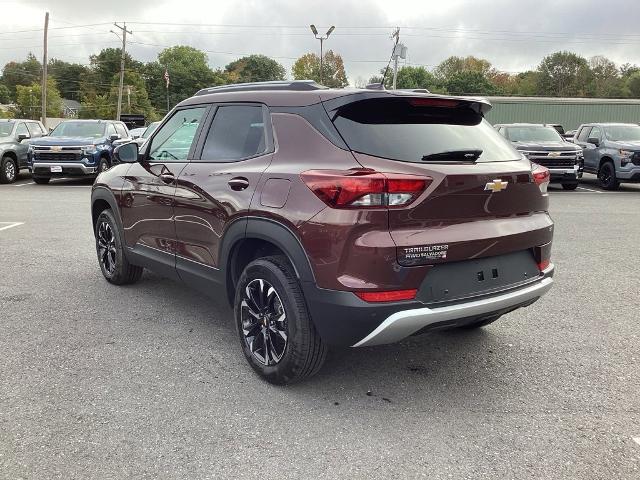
[548,151,561,157]
[485,179,508,192]
[51,146,62,152]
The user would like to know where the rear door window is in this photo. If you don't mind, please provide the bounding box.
[199,105,266,162]
[332,98,519,163]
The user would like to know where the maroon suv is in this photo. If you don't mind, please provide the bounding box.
[91,81,554,384]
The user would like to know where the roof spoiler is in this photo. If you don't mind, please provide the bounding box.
[195,80,327,96]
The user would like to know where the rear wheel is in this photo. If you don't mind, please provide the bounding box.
[95,209,143,285]
[0,156,17,184]
[598,161,620,190]
[32,176,50,184]
[234,256,327,384]
[562,182,578,191]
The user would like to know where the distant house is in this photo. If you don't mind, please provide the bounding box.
[62,99,81,118]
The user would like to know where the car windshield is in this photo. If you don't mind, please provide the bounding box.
[604,125,640,142]
[332,98,519,163]
[506,126,563,142]
[142,122,160,138]
[51,121,105,138]
[0,122,14,136]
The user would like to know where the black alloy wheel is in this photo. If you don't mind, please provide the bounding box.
[598,161,619,190]
[99,158,110,172]
[240,278,288,366]
[97,220,117,277]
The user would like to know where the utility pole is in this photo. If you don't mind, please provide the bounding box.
[41,12,49,124]
[390,28,405,90]
[310,25,335,85]
[112,22,132,121]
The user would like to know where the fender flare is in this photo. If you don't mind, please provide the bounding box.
[91,187,128,250]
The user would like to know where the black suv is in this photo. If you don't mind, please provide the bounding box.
[91,81,554,384]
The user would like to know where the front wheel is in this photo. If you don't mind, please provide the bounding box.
[0,157,17,184]
[98,157,110,172]
[234,256,327,385]
[95,209,143,285]
[598,161,620,190]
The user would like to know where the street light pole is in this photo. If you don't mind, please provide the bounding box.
[310,25,334,85]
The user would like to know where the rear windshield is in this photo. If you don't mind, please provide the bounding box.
[0,122,13,136]
[604,125,640,142]
[505,126,563,143]
[332,98,520,163]
[51,121,105,138]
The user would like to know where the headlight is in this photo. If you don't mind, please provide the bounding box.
[28,144,34,153]
[82,144,106,155]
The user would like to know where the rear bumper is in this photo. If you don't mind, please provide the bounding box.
[303,265,554,348]
[31,162,98,176]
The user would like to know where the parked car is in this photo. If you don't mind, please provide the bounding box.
[0,119,47,183]
[91,81,554,384]
[27,119,130,184]
[573,123,640,190]
[495,123,583,190]
[131,121,160,146]
[128,127,146,139]
[563,129,577,141]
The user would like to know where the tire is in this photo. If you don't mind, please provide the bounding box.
[459,314,502,330]
[234,255,327,385]
[98,157,110,172]
[598,161,620,190]
[32,176,50,184]
[95,209,143,285]
[562,182,578,191]
[0,156,18,184]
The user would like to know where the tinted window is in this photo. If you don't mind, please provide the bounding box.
[200,106,266,162]
[114,123,128,138]
[577,127,592,142]
[332,98,519,163]
[148,107,206,161]
[589,126,602,140]
[15,123,29,138]
[604,125,640,141]
[0,122,14,137]
[51,121,105,138]
[505,126,563,142]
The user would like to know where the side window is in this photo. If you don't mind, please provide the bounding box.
[15,123,29,138]
[106,123,117,137]
[589,126,602,141]
[200,105,266,162]
[577,127,591,142]
[148,107,206,162]
[26,122,42,138]
[114,123,128,139]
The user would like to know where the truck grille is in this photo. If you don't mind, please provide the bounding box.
[34,152,81,161]
[524,151,578,169]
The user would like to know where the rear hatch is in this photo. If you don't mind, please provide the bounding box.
[323,93,552,272]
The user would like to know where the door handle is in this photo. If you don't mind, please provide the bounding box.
[228,177,250,191]
[159,172,175,183]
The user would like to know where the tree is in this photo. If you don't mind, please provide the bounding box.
[2,53,41,97]
[589,56,622,98]
[435,56,495,81]
[48,59,89,101]
[392,66,440,90]
[445,71,499,95]
[292,50,348,88]
[89,48,143,96]
[626,72,640,98]
[511,71,539,96]
[536,51,593,97]
[0,83,11,104]
[80,71,157,120]
[13,78,63,119]
[225,55,286,83]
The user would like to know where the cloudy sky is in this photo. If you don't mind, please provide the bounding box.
[2,0,640,84]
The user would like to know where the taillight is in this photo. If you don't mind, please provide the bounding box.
[537,259,550,271]
[355,289,418,303]
[301,169,431,209]
[532,163,550,194]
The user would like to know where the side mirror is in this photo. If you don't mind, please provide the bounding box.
[114,142,139,163]
[17,133,30,142]
[109,134,120,141]
[587,137,600,146]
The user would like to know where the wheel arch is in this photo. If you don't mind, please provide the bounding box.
[220,217,316,306]
[599,156,615,171]
[91,187,125,241]
[1,150,18,162]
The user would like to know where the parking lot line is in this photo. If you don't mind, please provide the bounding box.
[0,222,24,232]
[633,437,640,446]
[12,182,35,187]
[576,186,603,193]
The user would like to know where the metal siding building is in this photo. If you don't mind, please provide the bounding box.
[483,97,640,131]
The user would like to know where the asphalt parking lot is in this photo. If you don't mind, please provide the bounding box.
[1,173,639,479]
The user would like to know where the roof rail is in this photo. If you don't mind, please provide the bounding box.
[195,80,327,96]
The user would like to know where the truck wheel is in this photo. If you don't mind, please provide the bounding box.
[98,157,110,172]
[598,161,620,190]
[562,182,578,191]
[234,255,327,385]
[32,176,50,184]
[95,209,143,285]
[0,156,17,184]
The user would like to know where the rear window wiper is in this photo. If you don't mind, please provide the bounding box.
[421,149,483,163]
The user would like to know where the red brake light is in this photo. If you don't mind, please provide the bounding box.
[532,163,550,193]
[537,260,550,271]
[301,169,431,209]
[408,98,460,108]
[355,289,418,303]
